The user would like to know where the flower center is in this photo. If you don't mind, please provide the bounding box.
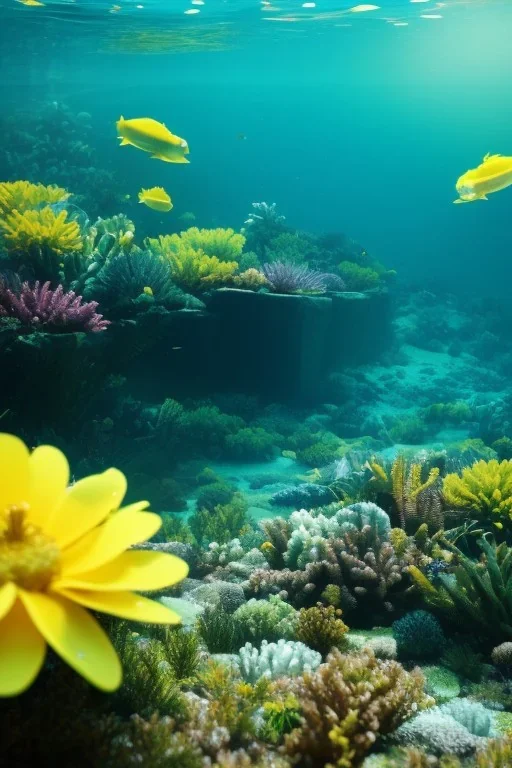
[0,504,61,590]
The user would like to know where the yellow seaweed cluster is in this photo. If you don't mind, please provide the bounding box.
[443,459,512,527]
[369,456,441,531]
[0,206,83,255]
[0,180,69,217]
[147,229,241,291]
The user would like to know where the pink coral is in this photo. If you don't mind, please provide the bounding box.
[0,280,109,333]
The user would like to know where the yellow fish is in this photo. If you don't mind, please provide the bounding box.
[116,116,189,164]
[138,186,173,212]
[17,0,45,6]
[454,153,512,204]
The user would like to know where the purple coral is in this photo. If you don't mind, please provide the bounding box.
[0,280,109,332]
[262,261,345,295]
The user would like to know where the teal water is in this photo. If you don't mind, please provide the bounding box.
[2,0,512,295]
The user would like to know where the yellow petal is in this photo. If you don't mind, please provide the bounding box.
[19,590,122,692]
[0,598,46,696]
[61,508,161,576]
[55,551,189,592]
[47,468,127,549]
[56,588,183,624]
[60,500,150,570]
[0,434,30,511]
[0,582,17,621]
[28,445,69,529]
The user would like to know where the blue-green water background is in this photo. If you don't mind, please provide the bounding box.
[1,0,511,296]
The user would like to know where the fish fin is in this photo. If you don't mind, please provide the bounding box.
[480,195,489,201]
[119,138,132,146]
[151,153,189,164]
[453,198,471,204]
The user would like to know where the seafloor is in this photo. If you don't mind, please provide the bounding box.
[1,103,512,768]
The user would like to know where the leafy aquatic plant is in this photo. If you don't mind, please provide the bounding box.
[409,535,512,642]
[338,260,380,291]
[0,280,109,332]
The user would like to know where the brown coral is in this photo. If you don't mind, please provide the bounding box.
[247,526,418,621]
[281,648,431,767]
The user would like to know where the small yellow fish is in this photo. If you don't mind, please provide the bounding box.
[454,153,512,204]
[143,286,154,296]
[138,186,173,212]
[117,116,190,164]
[17,0,45,6]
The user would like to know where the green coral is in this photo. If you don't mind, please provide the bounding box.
[422,666,461,703]
[233,596,297,645]
[189,493,249,545]
[392,610,445,661]
[225,427,277,461]
[295,603,349,656]
[260,695,302,743]
[338,260,380,291]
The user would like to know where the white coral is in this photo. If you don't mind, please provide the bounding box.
[238,639,321,683]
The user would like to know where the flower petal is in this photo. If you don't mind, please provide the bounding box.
[61,507,160,576]
[0,582,17,621]
[56,588,183,624]
[28,445,69,529]
[54,551,189,592]
[47,468,127,549]
[0,434,30,511]
[19,590,122,692]
[0,598,46,696]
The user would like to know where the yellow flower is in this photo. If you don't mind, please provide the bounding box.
[0,434,188,697]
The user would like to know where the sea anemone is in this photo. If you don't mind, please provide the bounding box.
[0,434,188,696]
[262,261,340,295]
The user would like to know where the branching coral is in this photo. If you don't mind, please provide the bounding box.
[248,522,416,620]
[233,268,268,290]
[282,648,431,767]
[443,459,512,528]
[0,280,109,332]
[0,180,69,216]
[238,639,322,683]
[295,603,349,656]
[233,596,297,645]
